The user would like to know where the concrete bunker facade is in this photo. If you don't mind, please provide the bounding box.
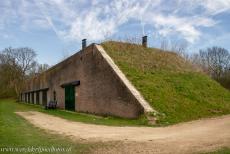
[20,43,154,118]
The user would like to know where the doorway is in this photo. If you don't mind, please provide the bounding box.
[36,91,40,105]
[42,90,47,106]
[65,85,75,111]
[28,93,31,103]
[32,92,34,104]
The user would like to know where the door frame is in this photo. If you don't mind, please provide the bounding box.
[64,85,75,111]
[60,80,80,111]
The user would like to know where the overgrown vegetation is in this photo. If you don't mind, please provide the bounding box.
[102,41,230,124]
[0,99,94,154]
[203,147,230,154]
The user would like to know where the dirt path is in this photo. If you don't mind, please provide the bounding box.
[16,111,230,154]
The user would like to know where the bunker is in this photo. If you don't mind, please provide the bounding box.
[21,41,153,118]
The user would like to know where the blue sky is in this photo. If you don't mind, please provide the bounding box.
[0,0,230,65]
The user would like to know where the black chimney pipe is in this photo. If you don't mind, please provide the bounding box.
[142,36,147,48]
[82,39,87,49]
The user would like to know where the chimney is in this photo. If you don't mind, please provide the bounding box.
[82,39,87,49]
[142,36,147,48]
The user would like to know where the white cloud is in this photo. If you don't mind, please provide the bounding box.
[0,0,229,43]
[65,0,152,40]
[199,0,230,15]
[143,14,217,43]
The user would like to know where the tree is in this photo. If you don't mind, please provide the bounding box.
[220,69,230,90]
[37,64,49,73]
[1,47,37,75]
[198,47,230,80]
[0,47,37,98]
[190,46,230,90]
[29,63,49,76]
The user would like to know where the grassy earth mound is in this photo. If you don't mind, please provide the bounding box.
[102,41,230,124]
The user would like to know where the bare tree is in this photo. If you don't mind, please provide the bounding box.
[0,47,37,98]
[198,47,230,80]
[29,63,49,76]
[1,47,37,75]
[37,63,49,73]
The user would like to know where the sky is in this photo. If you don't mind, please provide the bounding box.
[0,0,230,65]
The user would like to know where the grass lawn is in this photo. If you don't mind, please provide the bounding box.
[41,108,149,126]
[0,99,102,154]
[102,41,230,124]
[4,99,149,127]
[203,147,230,154]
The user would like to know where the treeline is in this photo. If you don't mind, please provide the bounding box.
[191,47,230,90]
[0,47,49,98]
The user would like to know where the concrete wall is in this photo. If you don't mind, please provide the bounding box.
[22,44,146,118]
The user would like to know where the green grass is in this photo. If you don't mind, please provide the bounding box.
[203,147,230,154]
[102,41,230,124]
[0,99,98,154]
[40,109,149,126]
[4,99,149,127]
[39,106,148,127]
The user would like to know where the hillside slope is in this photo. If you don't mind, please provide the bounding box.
[102,41,230,124]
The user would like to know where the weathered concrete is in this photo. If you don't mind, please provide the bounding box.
[21,44,154,118]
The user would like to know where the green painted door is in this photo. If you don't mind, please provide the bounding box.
[65,85,75,111]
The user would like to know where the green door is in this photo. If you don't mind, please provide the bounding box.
[65,85,75,111]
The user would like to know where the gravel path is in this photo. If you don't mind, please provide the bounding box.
[16,111,230,154]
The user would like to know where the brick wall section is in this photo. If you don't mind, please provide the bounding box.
[22,44,151,118]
